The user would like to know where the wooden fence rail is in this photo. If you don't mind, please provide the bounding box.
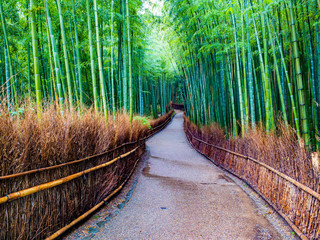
[186,128,320,240]
[0,112,174,240]
[171,102,185,110]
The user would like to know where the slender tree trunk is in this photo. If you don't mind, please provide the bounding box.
[94,0,108,121]
[86,0,98,113]
[289,0,310,147]
[122,0,127,112]
[110,0,116,117]
[57,0,73,108]
[30,0,42,117]
[45,0,63,110]
[72,0,83,110]
[126,0,133,122]
[231,13,245,135]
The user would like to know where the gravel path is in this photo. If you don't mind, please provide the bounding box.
[85,112,295,240]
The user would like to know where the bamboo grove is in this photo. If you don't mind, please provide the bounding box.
[162,0,320,150]
[0,0,180,121]
[3,0,318,150]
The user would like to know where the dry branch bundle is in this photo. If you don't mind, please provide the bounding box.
[0,105,172,240]
[184,114,320,240]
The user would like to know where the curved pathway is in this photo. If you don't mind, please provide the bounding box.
[91,112,287,240]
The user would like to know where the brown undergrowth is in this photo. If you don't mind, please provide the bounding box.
[184,114,320,239]
[0,104,172,240]
[0,106,148,175]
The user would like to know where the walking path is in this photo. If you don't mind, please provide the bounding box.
[88,112,289,240]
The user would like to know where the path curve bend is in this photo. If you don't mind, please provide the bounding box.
[92,112,289,240]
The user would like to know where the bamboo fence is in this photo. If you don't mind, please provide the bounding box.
[185,120,320,240]
[0,111,174,240]
[171,102,185,111]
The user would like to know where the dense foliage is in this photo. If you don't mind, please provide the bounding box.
[3,0,320,149]
[163,0,320,150]
[0,0,178,120]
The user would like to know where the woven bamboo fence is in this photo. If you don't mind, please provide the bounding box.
[0,112,174,240]
[184,116,320,240]
[171,102,185,111]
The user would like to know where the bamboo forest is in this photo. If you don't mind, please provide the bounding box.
[1,0,320,239]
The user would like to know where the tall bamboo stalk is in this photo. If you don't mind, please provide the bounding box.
[57,0,73,108]
[288,0,310,147]
[110,0,116,117]
[86,0,98,113]
[126,0,133,122]
[93,0,108,121]
[30,0,42,117]
[45,0,63,110]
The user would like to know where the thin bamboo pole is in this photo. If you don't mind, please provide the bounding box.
[0,146,141,205]
[30,0,42,117]
[57,0,73,109]
[93,0,108,121]
[126,0,133,122]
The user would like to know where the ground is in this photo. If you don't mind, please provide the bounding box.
[66,111,298,240]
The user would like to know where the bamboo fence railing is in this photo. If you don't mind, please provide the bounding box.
[185,127,320,240]
[171,102,185,111]
[0,111,174,240]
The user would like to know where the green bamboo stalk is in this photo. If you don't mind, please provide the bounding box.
[289,0,310,147]
[266,17,287,124]
[231,13,245,135]
[270,18,300,136]
[126,0,133,122]
[260,2,275,131]
[27,42,31,99]
[239,0,249,128]
[30,0,41,117]
[72,0,83,109]
[122,0,127,112]
[138,55,143,116]
[225,39,238,137]
[4,45,10,109]
[86,0,98,113]
[110,0,116,117]
[0,1,14,107]
[93,0,108,121]
[57,0,73,108]
[243,0,255,128]
[45,0,63,110]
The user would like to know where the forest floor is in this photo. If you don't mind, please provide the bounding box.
[66,111,298,240]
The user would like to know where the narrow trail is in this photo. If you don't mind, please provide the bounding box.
[88,112,286,240]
